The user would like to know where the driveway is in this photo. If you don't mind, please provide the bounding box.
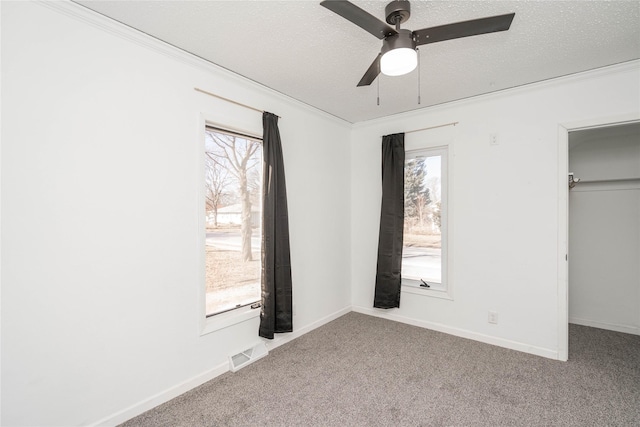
[206,231,260,251]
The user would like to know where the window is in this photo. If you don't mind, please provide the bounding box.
[204,127,262,317]
[402,146,448,294]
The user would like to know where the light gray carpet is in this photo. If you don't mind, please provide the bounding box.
[121,312,640,426]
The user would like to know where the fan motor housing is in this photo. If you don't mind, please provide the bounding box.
[381,29,416,55]
[385,0,411,25]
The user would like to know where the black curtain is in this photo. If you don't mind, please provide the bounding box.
[259,112,293,339]
[374,133,405,309]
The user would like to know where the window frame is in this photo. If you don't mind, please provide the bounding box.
[198,115,263,336]
[203,125,263,317]
[401,143,452,300]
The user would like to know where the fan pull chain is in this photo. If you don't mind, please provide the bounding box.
[377,76,380,106]
[417,48,421,105]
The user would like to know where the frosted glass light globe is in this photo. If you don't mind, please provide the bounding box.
[380,48,417,76]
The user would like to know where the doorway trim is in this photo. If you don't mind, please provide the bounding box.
[557,113,640,361]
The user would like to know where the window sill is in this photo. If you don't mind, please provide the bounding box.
[200,305,260,336]
[401,283,453,300]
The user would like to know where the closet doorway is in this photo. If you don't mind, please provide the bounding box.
[568,122,640,338]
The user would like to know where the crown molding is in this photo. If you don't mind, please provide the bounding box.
[36,0,351,127]
[354,59,640,129]
[30,1,640,128]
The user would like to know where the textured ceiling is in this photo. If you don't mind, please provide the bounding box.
[74,0,640,123]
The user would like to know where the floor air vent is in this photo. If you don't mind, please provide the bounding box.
[229,342,268,372]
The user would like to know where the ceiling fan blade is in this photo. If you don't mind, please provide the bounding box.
[414,13,515,46]
[357,54,381,87]
[321,0,397,40]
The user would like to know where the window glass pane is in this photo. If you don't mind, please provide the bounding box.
[403,154,442,284]
[204,129,262,316]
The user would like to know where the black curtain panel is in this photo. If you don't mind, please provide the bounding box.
[374,133,405,309]
[259,112,293,339]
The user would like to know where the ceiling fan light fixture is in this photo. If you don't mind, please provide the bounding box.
[381,47,417,76]
[380,29,417,77]
[321,0,515,87]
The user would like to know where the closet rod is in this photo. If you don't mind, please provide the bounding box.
[573,177,640,184]
[194,88,280,118]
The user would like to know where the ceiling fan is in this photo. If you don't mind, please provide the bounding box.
[320,0,515,87]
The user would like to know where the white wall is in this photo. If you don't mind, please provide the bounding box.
[568,124,640,334]
[0,2,351,426]
[2,1,640,425]
[350,61,640,359]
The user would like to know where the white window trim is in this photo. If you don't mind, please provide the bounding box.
[198,113,263,336]
[201,305,261,335]
[401,138,453,301]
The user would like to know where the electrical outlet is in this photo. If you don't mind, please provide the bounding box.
[490,133,499,146]
[488,311,498,324]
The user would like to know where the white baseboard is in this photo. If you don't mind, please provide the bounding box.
[91,361,229,427]
[570,317,639,336]
[94,303,565,426]
[263,305,352,352]
[91,305,351,426]
[352,306,559,360]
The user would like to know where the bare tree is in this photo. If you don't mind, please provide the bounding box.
[247,167,261,206]
[424,176,441,232]
[204,153,230,227]
[206,131,261,262]
[405,158,431,232]
[415,193,430,228]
